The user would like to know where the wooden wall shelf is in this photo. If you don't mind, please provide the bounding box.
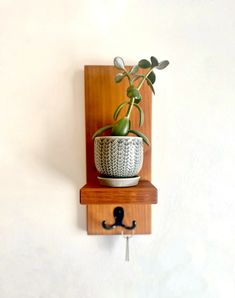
[80,180,157,205]
[80,65,158,235]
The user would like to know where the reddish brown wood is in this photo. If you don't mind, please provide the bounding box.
[84,66,152,183]
[80,180,157,205]
[81,65,157,235]
[87,204,151,235]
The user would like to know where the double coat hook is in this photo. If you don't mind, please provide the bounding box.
[102,207,136,230]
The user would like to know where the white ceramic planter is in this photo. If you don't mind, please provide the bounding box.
[94,136,143,178]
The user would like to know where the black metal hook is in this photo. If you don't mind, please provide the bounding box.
[102,207,136,230]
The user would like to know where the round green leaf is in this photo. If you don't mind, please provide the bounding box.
[150,56,159,67]
[111,117,130,136]
[147,71,156,84]
[126,86,141,100]
[138,59,151,69]
[113,57,125,70]
[115,73,125,83]
[146,78,155,94]
[157,60,169,70]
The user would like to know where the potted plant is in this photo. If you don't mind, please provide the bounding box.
[92,56,169,187]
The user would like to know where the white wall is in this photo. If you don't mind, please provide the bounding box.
[0,1,235,297]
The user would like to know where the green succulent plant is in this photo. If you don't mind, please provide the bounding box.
[92,56,169,144]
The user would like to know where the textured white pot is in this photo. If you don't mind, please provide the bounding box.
[94,136,143,178]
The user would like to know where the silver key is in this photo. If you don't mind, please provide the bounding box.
[122,232,134,262]
[125,236,130,261]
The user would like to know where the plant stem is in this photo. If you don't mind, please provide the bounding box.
[124,69,132,85]
[126,97,135,118]
[136,67,154,90]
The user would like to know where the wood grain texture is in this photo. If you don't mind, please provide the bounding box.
[87,204,151,235]
[84,66,152,183]
[80,180,157,205]
[81,65,157,235]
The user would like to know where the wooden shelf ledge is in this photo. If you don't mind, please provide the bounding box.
[80,180,158,205]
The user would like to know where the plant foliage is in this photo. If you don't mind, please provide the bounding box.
[92,56,169,144]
